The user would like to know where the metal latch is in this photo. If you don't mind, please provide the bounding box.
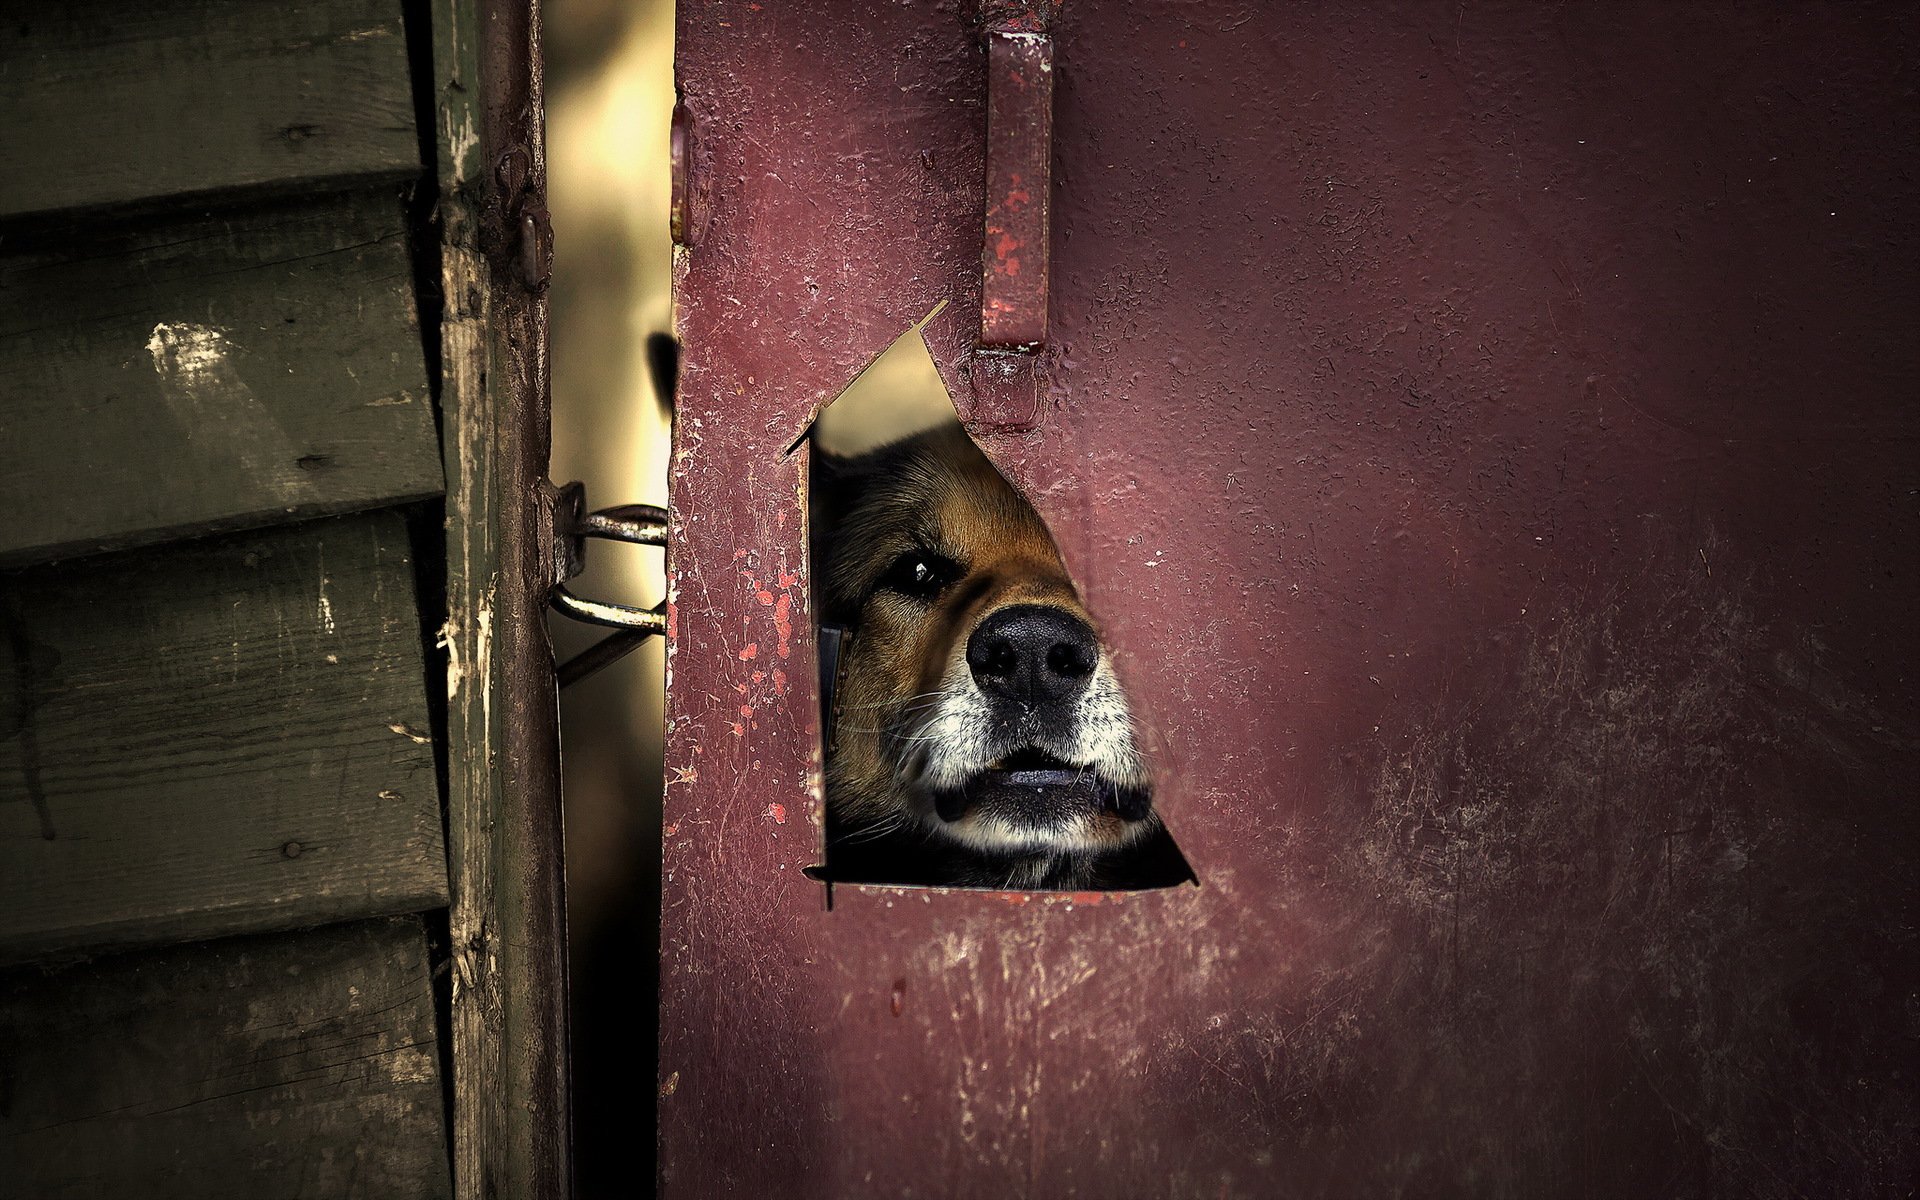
[548,480,666,686]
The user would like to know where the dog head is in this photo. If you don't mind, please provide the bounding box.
[812,422,1158,888]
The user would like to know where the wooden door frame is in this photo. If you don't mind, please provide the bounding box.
[432,1,572,1196]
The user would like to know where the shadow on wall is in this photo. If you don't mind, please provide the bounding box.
[543,0,674,1195]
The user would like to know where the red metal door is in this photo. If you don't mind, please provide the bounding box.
[661,4,1918,1196]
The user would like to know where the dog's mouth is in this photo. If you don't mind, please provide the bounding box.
[930,746,1152,826]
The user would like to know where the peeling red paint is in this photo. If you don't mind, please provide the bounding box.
[739,642,759,661]
[773,593,792,658]
[772,669,788,695]
[756,590,775,606]
[766,802,787,824]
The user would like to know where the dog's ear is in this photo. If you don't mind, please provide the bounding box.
[809,444,858,522]
[809,438,907,529]
[810,444,875,622]
[809,447,866,521]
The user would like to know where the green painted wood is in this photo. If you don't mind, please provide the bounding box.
[0,511,447,965]
[0,189,442,568]
[0,0,418,222]
[433,2,575,1195]
[0,917,453,1199]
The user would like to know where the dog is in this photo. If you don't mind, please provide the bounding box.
[811,421,1186,890]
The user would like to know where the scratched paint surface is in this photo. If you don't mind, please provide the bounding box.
[661,4,1919,1196]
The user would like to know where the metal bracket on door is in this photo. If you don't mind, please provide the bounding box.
[548,480,667,687]
[969,5,1055,431]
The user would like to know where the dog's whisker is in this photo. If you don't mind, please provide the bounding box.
[833,814,912,848]
[832,692,948,713]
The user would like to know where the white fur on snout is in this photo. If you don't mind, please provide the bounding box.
[1072,661,1147,786]
[898,647,1151,856]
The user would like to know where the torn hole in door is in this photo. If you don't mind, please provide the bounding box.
[806,320,1193,892]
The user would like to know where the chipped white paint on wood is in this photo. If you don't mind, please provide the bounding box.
[0,191,441,567]
[146,321,322,502]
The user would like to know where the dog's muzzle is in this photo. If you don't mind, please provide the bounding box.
[822,601,1153,848]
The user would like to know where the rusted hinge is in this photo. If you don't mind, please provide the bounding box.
[495,144,553,293]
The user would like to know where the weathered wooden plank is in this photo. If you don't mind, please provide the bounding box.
[434,2,574,1197]
[0,917,453,1199]
[0,0,418,222]
[0,189,442,568]
[0,511,447,964]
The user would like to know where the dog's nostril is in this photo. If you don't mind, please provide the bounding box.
[1047,641,1094,679]
[983,643,1019,680]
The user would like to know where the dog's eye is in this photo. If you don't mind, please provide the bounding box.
[876,551,961,600]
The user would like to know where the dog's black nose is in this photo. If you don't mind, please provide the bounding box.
[967,605,1098,705]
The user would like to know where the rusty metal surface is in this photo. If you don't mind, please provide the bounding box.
[663,3,1919,1196]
